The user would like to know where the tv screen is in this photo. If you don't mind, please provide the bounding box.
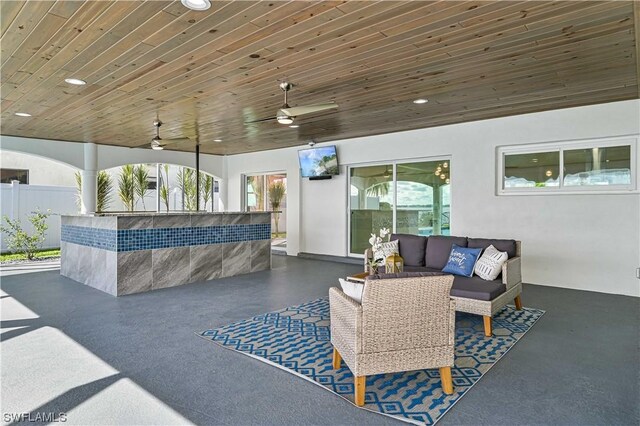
[298,145,339,178]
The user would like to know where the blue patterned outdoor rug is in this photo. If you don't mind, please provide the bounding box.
[199,298,544,425]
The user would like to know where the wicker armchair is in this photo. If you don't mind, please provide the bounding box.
[329,275,456,406]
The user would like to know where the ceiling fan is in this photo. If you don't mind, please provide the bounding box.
[247,82,338,125]
[131,119,191,150]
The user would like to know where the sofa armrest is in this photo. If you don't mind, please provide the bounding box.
[364,248,373,272]
[329,287,362,354]
[502,256,522,289]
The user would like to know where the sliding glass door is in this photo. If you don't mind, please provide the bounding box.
[349,159,451,256]
[349,165,394,254]
[244,173,287,250]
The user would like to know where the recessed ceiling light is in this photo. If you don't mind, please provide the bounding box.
[181,0,211,11]
[65,78,86,85]
[14,112,32,117]
[289,125,299,128]
[531,158,539,163]
[213,139,222,142]
[413,98,428,104]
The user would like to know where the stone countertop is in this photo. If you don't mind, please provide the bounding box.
[61,211,273,229]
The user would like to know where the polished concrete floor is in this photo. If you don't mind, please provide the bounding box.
[1,256,638,425]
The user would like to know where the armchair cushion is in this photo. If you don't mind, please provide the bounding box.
[338,278,364,303]
[390,233,427,266]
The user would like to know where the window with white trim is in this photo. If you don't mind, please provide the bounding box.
[497,137,637,194]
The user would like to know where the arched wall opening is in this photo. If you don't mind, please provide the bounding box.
[97,163,221,213]
[1,136,227,212]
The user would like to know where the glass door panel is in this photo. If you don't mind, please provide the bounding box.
[267,174,287,249]
[349,164,394,255]
[349,159,451,256]
[396,161,450,236]
[246,175,265,212]
[245,173,287,250]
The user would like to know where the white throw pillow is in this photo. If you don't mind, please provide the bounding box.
[339,278,364,304]
[373,240,399,265]
[474,245,508,281]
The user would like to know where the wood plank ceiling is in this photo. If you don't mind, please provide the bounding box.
[1,1,638,155]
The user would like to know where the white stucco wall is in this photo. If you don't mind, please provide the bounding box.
[226,100,640,297]
[0,151,77,186]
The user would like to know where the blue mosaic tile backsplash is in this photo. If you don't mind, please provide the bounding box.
[61,224,271,252]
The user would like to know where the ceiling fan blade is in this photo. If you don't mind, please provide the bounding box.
[245,116,276,124]
[280,103,338,116]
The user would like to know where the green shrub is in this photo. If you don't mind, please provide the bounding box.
[0,209,51,260]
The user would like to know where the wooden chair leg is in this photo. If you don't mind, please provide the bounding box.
[332,347,342,370]
[483,315,492,337]
[354,376,366,406]
[439,366,454,394]
[514,295,523,310]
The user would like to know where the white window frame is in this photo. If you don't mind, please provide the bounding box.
[347,156,452,258]
[496,135,638,195]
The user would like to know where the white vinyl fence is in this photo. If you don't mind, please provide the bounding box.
[1,181,77,252]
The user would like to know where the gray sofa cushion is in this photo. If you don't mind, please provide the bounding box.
[390,233,427,266]
[368,271,445,280]
[468,238,517,259]
[370,267,506,301]
[425,235,468,269]
[450,276,506,301]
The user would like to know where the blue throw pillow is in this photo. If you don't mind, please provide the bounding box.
[442,245,482,277]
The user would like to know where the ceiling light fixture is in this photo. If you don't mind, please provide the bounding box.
[181,0,211,11]
[14,112,32,117]
[289,125,299,128]
[151,141,164,151]
[213,139,222,142]
[64,77,86,85]
[413,98,428,104]
[276,112,293,125]
[434,162,450,183]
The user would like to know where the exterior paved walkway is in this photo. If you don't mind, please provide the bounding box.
[1,256,638,425]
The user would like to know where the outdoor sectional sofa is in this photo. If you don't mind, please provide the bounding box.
[364,234,523,337]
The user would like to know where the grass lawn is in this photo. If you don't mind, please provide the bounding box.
[0,248,61,262]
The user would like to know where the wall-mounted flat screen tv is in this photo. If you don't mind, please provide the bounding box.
[298,145,339,178]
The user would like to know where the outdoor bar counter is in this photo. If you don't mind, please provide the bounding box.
[60,212,271,296]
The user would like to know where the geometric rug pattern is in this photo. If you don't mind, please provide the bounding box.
[199,298,544,425]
